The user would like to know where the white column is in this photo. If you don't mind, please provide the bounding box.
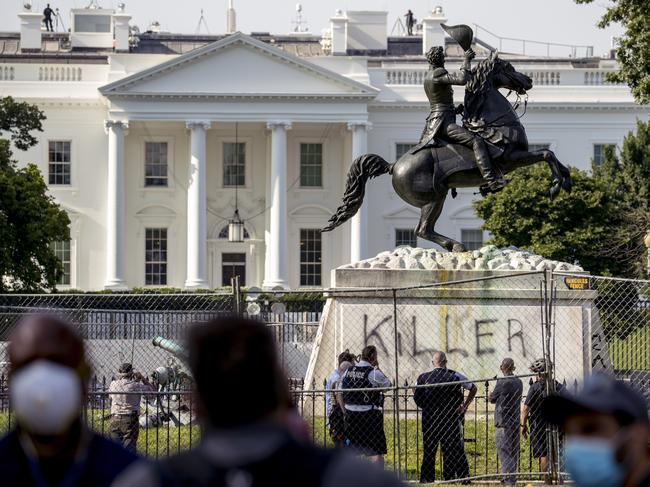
[263,121,291,288]
[348,122,370,262]
[104,120,128,290]
[185,121,211,290]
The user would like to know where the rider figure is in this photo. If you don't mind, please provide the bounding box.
[416,46,507,192]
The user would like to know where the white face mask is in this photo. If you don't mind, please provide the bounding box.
[10,360,82,435]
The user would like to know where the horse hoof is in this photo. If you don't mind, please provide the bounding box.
[452,243,466,252]
[562,177,573,193]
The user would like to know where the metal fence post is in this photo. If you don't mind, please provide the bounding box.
[392,289,402,478]
[543,269,561,484]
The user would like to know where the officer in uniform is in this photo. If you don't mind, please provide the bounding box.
[521,358,565,484]
[414,351,477,483]
[341,345,391,464]
[411,24,507,192]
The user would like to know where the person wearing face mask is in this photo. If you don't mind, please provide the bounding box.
[489,358,523,486]
[0,314,138,487]
[542,374,650,487]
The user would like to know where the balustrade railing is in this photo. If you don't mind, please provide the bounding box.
[382,67,621,87]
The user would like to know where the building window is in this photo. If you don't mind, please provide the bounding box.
[300,143,323,187]
[48,141,71,185]
[51,240,71,285]
[529,143,551,152]
[145,228,167,285]
[144,142,168,187]
[593,144,616,166]
[222,253,246,287]
[396,143,414,160]
[300,229,322,286]
[223,142,245,187]
[395,228,417,247]
[461,229,484,251]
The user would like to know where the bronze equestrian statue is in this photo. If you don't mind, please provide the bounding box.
[323,24,573,253]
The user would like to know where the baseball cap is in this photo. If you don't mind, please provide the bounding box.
[542,374,649,426]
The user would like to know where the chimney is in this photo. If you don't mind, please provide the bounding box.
[422,6,447,55]
[18,6,43,52]
[345,11,387,53]
[226,0,236,34]
[330,9,348,55]
[113,4,131,52]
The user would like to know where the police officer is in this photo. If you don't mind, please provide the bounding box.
[521,358,565,484]
[341,345,391,464]
[414,351,477,483]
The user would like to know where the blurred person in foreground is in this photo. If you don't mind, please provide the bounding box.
[414,351,477,484]
[0,315,137,487]
[542,374,650,487]
[114,316,404,487]
[108,362,153,453]
[326,349,355,447]
[341,345,392,465]
[520,358,565,483]
[489,358,523,486]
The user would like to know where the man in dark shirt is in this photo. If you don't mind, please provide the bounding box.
[43,4,54,32]
[0,315,137,487]
[414,351,477,483]
[404,10,415,36]
[521,358,565,484]
[489,358,523,485]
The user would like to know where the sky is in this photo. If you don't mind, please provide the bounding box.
[2,0,623,57]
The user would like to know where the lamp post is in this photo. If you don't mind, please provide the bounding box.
[227,122,245,243]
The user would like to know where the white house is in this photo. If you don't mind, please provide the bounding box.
[0,5,646,290]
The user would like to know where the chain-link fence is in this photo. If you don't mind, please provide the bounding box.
[0,270,648,484]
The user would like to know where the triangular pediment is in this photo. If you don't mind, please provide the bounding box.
[100,33,377,100]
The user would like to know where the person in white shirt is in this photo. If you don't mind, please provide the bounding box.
[326,350,356,447]
[341,345,392,464]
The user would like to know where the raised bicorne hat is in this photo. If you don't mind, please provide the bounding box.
[441,23,474,51]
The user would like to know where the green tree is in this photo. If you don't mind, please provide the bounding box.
[0,97,70,292]
[575,0,650,104]
[474,164,625,276]
[592,120,650,278]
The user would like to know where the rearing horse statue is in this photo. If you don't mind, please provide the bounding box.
[323,52,573,252]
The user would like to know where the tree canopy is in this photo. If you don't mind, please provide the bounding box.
[575,0,650,104]
[0,97,70,292]
[474,120,650,278]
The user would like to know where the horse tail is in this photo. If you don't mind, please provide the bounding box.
[322,153,392,233]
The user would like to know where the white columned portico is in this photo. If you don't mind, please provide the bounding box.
[185,121,211,290]
[263,121,292,288]
[348,122,370,262]
[104,120,128,290]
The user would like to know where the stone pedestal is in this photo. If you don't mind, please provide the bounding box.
[305,246,605,389]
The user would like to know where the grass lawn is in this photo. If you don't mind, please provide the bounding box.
[0,409,544,481]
